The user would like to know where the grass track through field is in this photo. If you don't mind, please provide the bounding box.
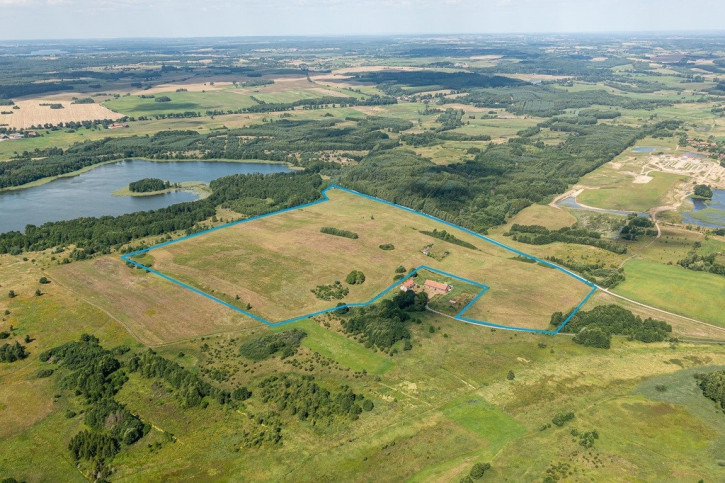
[122,185,597,334]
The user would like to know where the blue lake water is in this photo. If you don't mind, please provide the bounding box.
[0,160,291,233]
[632,146,669,153]
[683,151,706,158]
[681,189,725,228]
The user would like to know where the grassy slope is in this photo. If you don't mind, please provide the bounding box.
[615,259,725,326]
[578,171,685,212]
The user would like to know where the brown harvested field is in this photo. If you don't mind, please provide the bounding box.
[141,188,593,331]
[0,98,122,128]
[48,256,258,346]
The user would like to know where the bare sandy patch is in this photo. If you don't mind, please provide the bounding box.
[0,99,122,129]
[470,55,503,60]
[634,175,654,184]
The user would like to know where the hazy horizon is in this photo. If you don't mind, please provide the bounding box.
[2,0,725,41]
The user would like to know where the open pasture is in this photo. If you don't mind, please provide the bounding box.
[614,259,725,326]
[129,186,594,332]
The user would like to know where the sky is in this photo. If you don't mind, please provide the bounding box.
[1,0,724,40]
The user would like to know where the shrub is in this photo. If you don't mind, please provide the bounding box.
[239,329,307,360]
[470,462,491,479]
[572,327,611,349]
[36,368,54,378]
[552,411,575,427]
[320,226,358,239]
[346,270,366,285]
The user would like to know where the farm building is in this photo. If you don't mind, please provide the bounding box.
[400,279,417,292]
[424,280,452,294]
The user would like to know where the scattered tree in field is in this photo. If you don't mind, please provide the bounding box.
[469,462,491,479]
[7,290,15,298]
[155,96,171,103]
[0,341,28,362]
[346,270,366,285]
[35,289,42,296]
[507,370,515,380]
[39,276,50,284]
[552,411,575,426]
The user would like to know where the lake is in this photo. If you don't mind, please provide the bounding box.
[0,160,291,233]
[681,189,725,228]
[632,146,669,153]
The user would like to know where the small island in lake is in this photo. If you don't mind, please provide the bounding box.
[113,178,210,198]
[129,178,173,193]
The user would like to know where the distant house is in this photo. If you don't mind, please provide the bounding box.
[108,123,129,130]
[400,279,417,292]
[424,280,452,294]
[26,131,38,137]
[8,133,23,140]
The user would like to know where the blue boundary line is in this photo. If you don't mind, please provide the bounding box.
[121,184,596,334]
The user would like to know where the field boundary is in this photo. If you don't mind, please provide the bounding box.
[121,184,597,334]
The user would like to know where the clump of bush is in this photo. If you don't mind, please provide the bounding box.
[346,270,365,285]
[320,226,358,239]
[557,305,671,349]
[239,329,307,360]
[552,411,575,427]
[312,281,349,300]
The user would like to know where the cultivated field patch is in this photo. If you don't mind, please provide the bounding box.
[124,186,596,332]
[0,98,122,129]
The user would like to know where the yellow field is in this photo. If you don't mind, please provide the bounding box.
[0,98,121,128]
[141,188,592,331]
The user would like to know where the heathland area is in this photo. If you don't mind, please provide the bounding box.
[1,35,725,481]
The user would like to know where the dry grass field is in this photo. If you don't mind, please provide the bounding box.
[48,256,258,346]
[137,187,593,331]
[0,98,121,129]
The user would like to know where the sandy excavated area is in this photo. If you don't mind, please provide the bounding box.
[0,99,122,128]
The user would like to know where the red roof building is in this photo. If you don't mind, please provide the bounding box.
[400,279,417,292]
[424,280,451,294]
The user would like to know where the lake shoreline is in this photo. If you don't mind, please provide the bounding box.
[0,160,291,233]
[112,181,211,199]
[0,157,301,194]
